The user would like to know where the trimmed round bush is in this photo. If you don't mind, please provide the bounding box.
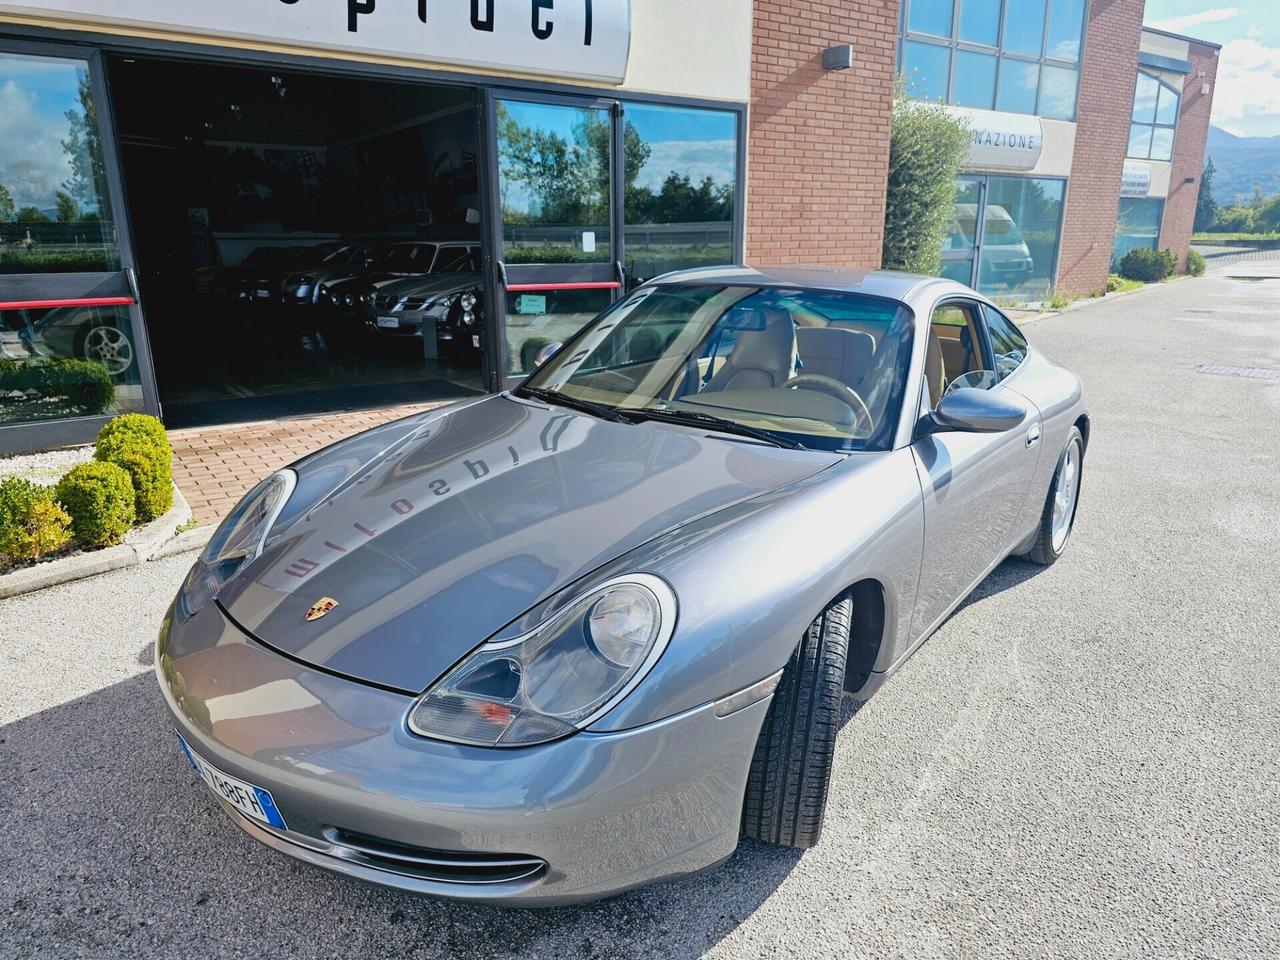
[0,477,72,564]
[1187,248,1207,277]
[55,461,136,548]
[95,414,174,522]
[1119,247,1177,283]
[0,358,114,418]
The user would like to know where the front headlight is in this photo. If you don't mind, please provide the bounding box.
[459,292,477,311]
[407,574,676,747]
[178,470,296,619]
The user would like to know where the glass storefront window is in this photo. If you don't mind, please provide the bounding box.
[997,58,1040,115]
[1112,198,1165,268]
[909,0,956,38]
[0,53,119,274]
[959,0,1002,47]
[1128,71,1180,162]
[1039,64,1079,120]
[902,0,1083,120]
[939,177,982,284]
[2,305,144,426]
[496,100,612,264]
[953,51,998,109]
[1002,0,1047,57]
[976,176,1066,301]
[623,104,738,287]
[1046,0,1087,62]
[904,40,952,101]
[505,287,613,377]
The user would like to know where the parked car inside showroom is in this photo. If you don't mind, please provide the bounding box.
[280,243,389,306]
[358,246,483,359]
[157,266,1087,905]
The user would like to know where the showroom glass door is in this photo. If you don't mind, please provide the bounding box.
[0,40,158,453]
[487,91,623,385]
[939,176,985,287]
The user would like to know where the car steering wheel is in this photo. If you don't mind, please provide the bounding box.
[782,374,874,433]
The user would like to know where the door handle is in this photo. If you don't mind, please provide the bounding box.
[1026,423,1042,448]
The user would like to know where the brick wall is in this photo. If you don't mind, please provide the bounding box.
[1158,41,1220,270]
[1056,0,1146,295]
[747,0,900,267]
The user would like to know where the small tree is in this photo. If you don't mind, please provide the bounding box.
[882,84,970,275]
[1194,157,1219,232]
[55,191,81,223]
[0,181,15,222]
[16,207,50,224]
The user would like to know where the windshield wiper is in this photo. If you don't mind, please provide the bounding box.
[516,386,631,423]
[617,407,807,450]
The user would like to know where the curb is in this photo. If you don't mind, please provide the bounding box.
[0,485,206,601]
[1018,274,1193,326]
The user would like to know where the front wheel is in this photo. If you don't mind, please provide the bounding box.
[78,323,135,377]
[1026,425,1084,566]
[741,593,850,849]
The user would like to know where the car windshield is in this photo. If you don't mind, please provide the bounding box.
[384,243,437,272]
[521,284,915,452]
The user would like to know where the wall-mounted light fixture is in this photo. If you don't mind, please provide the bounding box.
[823,44,854,71]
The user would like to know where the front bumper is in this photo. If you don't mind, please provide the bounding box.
[155,602,766,905]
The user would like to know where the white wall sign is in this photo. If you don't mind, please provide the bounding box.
[948,107,1044,171]
[0,0,632,84]
[1121,160,1153,198]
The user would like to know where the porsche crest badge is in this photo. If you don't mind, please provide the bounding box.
[306,597,339,622]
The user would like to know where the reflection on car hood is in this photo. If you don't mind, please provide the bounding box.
[218,394,840,693]
[371,273,481,298]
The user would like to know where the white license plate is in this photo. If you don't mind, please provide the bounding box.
[376,316,400,329]
[471,335,481,348]
[255,289,271,299]
[178,734,287,830]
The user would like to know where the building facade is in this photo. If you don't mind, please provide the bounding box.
[0,1,1215,455]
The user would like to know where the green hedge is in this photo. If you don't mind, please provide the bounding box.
[1186,248,1207,277]
[0,249,118,274]
[0,358,115,423]
[0,477,72,564]
[95,414,174,522]
[1119,247,1177,283]
[55,461,136,548]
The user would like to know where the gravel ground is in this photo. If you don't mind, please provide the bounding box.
[0,444,93,486]
[1,273,1278,959]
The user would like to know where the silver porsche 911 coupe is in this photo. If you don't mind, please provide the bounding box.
[157,266,1087,905]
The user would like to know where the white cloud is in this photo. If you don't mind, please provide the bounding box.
[0,79,74,210]
[637,140,736,192]
[1212,38,1280,138]
[1148,7,1240,33]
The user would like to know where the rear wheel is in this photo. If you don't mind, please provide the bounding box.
[741,593,850,849]
[1026,426,1084,566]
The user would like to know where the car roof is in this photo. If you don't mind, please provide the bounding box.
[646,265,951,302]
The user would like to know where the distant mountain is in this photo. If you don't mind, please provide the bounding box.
[1207,126,1280,204]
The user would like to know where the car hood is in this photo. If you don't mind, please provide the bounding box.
[218,394,840,693]
[374,273,481,298]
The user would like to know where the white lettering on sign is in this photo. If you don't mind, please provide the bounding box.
[1121,160,1152,198]
[947,107,1045,171]
[0,0,632,84]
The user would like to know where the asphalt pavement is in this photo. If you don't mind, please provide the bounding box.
[2,270,1278,959]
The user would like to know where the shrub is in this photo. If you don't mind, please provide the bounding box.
[55,461,136,548]
[0,358,114,420]
[95,414,174,522]
[882,81,972,275]
[1186,248,1207,277]
[1119,247,1177,283]
[0,477,72,564]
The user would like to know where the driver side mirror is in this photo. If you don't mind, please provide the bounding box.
[919,387,1027,437]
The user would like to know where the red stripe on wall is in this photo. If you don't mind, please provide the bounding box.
[504,282,621,292]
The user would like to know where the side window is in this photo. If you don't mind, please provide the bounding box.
[982,304,1029,379]
[925,301,998,410]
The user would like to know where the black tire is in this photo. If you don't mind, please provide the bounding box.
[1026,425,1084,566]
[741,593,851,849]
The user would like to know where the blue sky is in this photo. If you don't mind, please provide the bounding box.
[1144,1,1280,137]
[0,54,86,210]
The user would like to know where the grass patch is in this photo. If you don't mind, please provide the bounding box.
[175,516,200,534]
[1106,275,1143,294]
[1192,232,1280,243]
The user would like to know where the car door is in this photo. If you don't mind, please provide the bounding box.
[908,298,1044,641]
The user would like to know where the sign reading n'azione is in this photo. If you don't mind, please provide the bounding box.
[0,0,632,84]
[947,107,1044,171]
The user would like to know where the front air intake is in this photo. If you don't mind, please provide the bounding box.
[324,828,546,885]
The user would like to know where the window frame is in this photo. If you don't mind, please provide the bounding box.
[1127,70,1180,162]
[917,296,998,419]
[899,0,1088,121]
[980,302,1029,381]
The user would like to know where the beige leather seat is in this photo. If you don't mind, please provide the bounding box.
[704,308,797,391]
[796,327,875,388]
[925,331,948,408]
